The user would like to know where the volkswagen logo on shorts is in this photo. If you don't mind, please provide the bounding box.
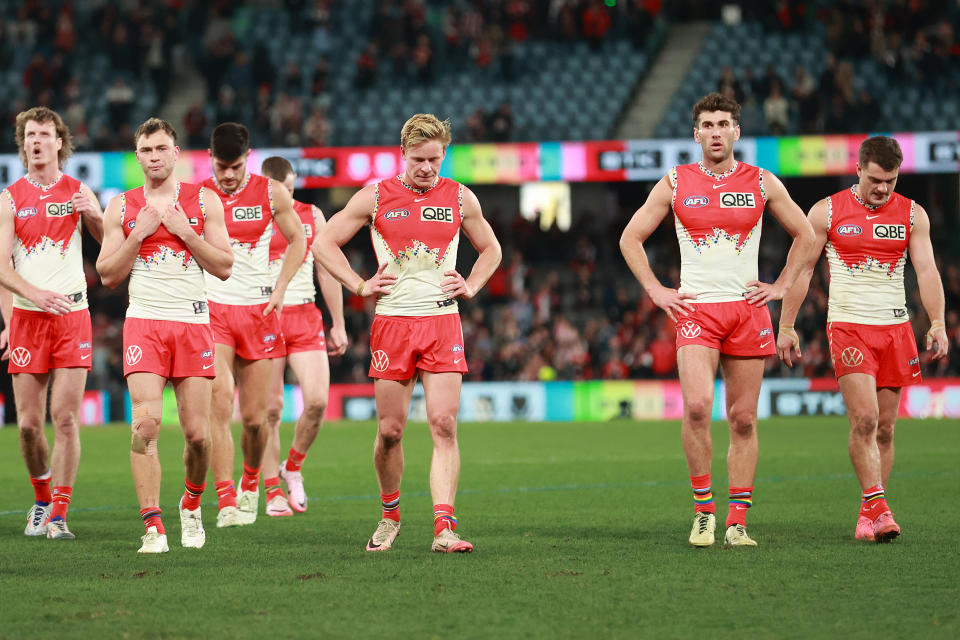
[371,349,389,372]
[126,345,143,366]
[841,347,863,367]
[11,347,31,367]
[679,321,702,339]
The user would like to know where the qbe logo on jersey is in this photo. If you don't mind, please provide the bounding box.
[719,193,756,208]
[679,321,702,339]
[873,224,906,240]
[232,205,263,221]
[126,345,143,366]
[46,201,74,217]
[370,349,390,372]
[421,206,453,222]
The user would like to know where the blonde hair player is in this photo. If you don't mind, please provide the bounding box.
[315,114,501,553]
[777,135,948,543]
[0,106,103,540]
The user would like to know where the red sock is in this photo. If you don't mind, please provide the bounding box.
[381,490,400,522]
[265,476,284,501]
[861,484,889,521]
[215,480,237,509]
[285,448,306,472]
[726,486,753,527]
[31,471,52,504]
[241,462,260,493]
[49,486,72,521]
[182,478,205,511]
[690,473,715,514]
[433,503,457,536]
[140,507,164,534]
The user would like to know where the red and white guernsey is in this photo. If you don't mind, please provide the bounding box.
[670,161,767,303]
[3,173,88,312]
[121,182,209,323]
[268,199,317,306]
[371,175,463,316]
[825,186,913,325]
[202,172,276,304]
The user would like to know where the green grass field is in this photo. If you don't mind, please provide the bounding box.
[0,417,958,639]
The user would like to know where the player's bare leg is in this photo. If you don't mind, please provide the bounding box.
[876,387,901,488]
[233,356,272,523]
[263,356,292,516]
[277,350,331,513]
[210,343,242,526]
[127,372,166,550]
[366,378,414,551]
[719,355,763,547]
[173,376,212,548]
[677,345,720,547]
[42,368,86,539]
[14,372,53,536]
[841,374,900,542]
[422,371,472,553]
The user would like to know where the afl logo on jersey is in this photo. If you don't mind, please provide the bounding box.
[719,193,756,208]
[46,202,74,217]
[15,207,37,219]
[683,196,709,208]
[421,206,453,222]
[384,208,410,220]
[232,206,263,221]
[303,223,313,237]
[127,220,136,229]
[836,224,862,236]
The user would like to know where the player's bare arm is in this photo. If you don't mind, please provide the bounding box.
[74,183,104,243]
[160,189,233,281]
[442,186,501,300]
[311,207,347,355]
[908,203,948,361]
[0,287,10,359]
[315,184,397,296]
[265,180,307,315]
[776,198,830,367]
[0,189,72,314]
[96,196,161,288]
[619,175,696,321]
[745,171,816,306]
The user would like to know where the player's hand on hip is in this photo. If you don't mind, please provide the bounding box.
[649,284,696,322]
[362,262,397,296]
[31,288,73,315]
[925,323,949,361]
[134,204,162,240]
[0,327,9,360]
[327,325,348,356]
[744,280,785,306]
[441,270,474,299]
[776,325,801,367]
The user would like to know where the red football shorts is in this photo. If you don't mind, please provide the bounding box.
[675,300,776,357]
[281,303,326,354]
[7,308,92,374]
[123,318,216,378]
[827,321,921,387]
[209,301,285,360]
[368,314,468,380]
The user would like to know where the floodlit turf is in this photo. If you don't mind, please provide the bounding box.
[0,417,958,639]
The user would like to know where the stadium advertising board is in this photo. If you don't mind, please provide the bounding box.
[1,132,954,194]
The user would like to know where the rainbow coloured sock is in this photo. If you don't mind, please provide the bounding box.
[433,503,457,536]
[861,484,889,521]
[182,478,205,511]
[726,486,753,527]
[265,476,284,501]
[141,507,164,534]
[49,486,73,521]
[381,490,400,522]
[691,473,715,514]
[215,481,237,509]
[241,462,260,493]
